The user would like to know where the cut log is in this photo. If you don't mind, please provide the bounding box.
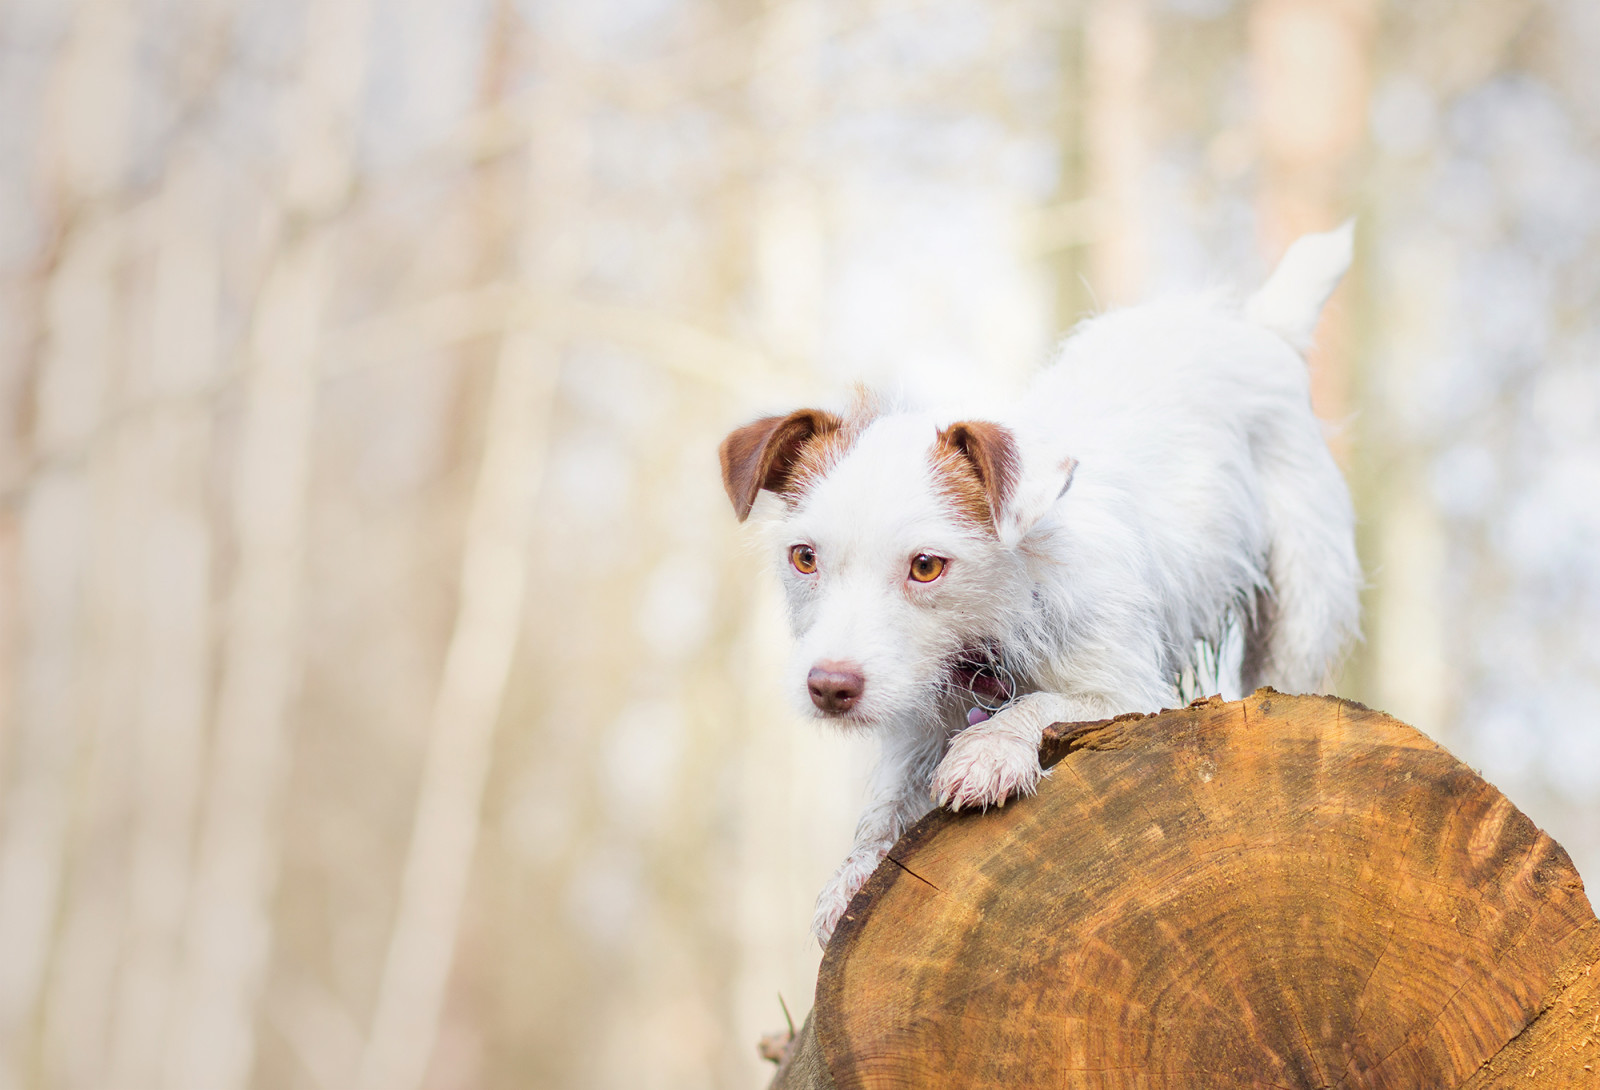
[771,692,1600,1089]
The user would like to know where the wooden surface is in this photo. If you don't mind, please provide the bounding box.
[773,692,1600,1089]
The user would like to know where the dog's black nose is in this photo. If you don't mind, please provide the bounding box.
[808,663,865,715]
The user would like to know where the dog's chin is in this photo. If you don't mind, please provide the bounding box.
[807,705,881,732]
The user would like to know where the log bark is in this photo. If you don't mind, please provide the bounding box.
[772,692,1600,1089]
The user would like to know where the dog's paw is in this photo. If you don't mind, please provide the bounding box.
[931,729,1044,812]
[811,847,886,948]
[810,885,852,950]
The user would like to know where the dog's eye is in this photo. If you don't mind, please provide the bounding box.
[908,554,946,583]
[790,544,818,574]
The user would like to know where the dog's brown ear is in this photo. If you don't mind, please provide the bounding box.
[719,409,843,521]
[937,421,1021,527]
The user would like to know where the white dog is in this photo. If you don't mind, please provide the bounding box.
[720,225,1361,946]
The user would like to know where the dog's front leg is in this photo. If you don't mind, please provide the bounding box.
[812,729,941,948]
[931,692,1095,812]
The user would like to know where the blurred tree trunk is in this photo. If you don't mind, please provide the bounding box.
[1250,0,1374,455]
[165,2,377,1087]
[355,12,578,1090]
[1085,0,1152,307]
[99,150,222,1090]
[0,2,137,1083]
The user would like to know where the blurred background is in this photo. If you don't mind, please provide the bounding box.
[0,0,1598,1086]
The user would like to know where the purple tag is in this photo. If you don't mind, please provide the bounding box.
[966,706,991,726]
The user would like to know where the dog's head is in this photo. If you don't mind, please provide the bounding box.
[719,403,1075,730]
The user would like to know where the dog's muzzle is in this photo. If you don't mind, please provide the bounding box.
[808,662,865,715]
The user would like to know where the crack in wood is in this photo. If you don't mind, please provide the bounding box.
[886,854,944,895]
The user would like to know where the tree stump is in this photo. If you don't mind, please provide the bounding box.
[771,692,1600,1089]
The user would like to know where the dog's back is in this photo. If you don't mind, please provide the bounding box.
[1015,225,1359,697]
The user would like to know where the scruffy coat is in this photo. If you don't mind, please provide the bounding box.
[720,225,1362,946]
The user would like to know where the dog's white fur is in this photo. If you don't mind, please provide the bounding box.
[720,224,1361,947]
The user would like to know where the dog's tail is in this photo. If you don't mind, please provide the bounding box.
[1238,221,1362,693]
[1244,220,1354,351]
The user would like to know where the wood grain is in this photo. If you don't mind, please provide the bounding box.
[774,692,1599,1089]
